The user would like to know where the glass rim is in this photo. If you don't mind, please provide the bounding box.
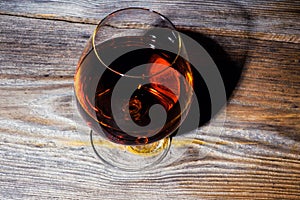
[92,7,182,79]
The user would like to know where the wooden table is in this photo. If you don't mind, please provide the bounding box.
[0,1,299,199]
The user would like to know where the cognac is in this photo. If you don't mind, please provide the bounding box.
[74,36,192,145]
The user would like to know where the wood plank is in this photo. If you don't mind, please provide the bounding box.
[0,0,299,43]
[0,13,299,199]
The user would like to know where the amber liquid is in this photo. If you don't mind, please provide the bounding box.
[75,37,192,145]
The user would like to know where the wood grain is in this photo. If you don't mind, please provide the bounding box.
[0,0,299,199]
[0,0,299,43]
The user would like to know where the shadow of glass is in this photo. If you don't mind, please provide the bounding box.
[183,30,247,127]
[171,2,253,135]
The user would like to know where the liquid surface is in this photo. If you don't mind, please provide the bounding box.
[74,36,192,145]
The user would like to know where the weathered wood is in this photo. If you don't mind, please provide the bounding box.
[0,1,299,199]
[0,0,299,43]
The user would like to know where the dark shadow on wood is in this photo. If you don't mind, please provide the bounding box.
[172,1,253,136]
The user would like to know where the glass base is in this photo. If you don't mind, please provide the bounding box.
[90,130,171,171]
